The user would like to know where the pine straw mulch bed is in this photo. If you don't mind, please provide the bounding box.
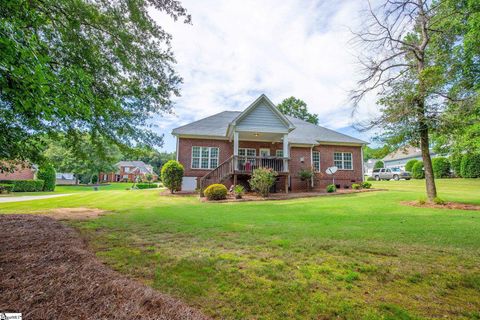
[200,188,386,203]
[402,201,480,211]
[0,214,210,320]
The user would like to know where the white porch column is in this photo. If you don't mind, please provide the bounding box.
[233,131,239,171]
[283,134,289,172]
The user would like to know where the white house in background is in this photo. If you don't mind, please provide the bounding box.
[56,172,76,185]
[364,159,381,175]
[383,146,437,170]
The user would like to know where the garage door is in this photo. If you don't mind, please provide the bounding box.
[181,177,197,191]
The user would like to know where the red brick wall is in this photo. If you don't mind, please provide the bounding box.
[312,145,363,189]
[0,165,35,180]
[289,147,313,192]
[178,138,233,178]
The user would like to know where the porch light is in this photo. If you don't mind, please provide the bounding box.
[253,133,260,137]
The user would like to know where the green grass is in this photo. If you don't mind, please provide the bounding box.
[1,179,480,319]
[0,182,140,197]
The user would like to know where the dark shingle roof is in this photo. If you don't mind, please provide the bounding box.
[172,111,366,145]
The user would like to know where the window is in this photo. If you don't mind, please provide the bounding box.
[334,152,353,170]
[276,150,284,157]
[124,167,130,173]
[238,148,256,157]
[312,151,320,172]
[191,146,220,169]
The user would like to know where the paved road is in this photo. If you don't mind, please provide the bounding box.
[0,194,72,203]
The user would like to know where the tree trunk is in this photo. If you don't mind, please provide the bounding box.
[419,125,437,201]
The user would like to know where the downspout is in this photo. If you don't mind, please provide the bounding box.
[175,135,179,161]
[360,145,365,182]
[310,145,314,188]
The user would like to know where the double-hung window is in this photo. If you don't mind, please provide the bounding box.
[191,146,220,169]
[312,151,320,172]
[333,152,353,170]
[275,150,284,157]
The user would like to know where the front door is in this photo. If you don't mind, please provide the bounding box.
[259,148,270,157]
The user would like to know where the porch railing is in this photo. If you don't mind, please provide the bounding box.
[233,155,289,173]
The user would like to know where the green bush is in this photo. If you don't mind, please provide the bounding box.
[433,197,446,205]
[405,159,419,172]
[161,160,184,193]
[412,161,424,179]
[460,153,480,178]
[374,161,384,169]
[326,184,336,193]
[361,181,372,189]
[366,176,375,181]
[352,183,361,190]
[37,163,56,191]
[136,183,158,189]
[0,183,14,194]
[204,183,228,200]
[233,185,245,199]
[249,168,277,197]
[450,154,463,177]
[432,157,450,178]
[0,179,45,192]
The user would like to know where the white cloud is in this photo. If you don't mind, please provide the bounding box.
[150,0,379,151]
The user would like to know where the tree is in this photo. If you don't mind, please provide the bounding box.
[460,154,480,178]
[44,134,122,184]
[161,160,184,193]
[277,97,319,125]
[0,0,190,171]
[374,161,384,169]
[351,0,478,201]
[363,145,393,161]
[37,163,56,191]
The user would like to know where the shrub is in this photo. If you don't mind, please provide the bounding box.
[361,181,372,189]
[0,179,45,192]
[298,169,313,191]
[326,184,336,193]
[412,161,424,179]
[233,185,245,199]
[418,199,426,205]
[136,183,158,189]
[91,174,98,184]
[405,159,419,172]
[432,157,450,178]
[352,183,361,190]
[460,153,480,178]
[161,160,184,193]
[374,160,384,169]
[0,183,14,194]
[37,163,56,191]
[433,197,446,205]
[450,154,463,177]
[204,183,228,200]
[145,173,154,183]
[249,168,277,197]
[366,176,375,181]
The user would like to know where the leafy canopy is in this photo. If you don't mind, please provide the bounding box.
[277,97,319,125]
[0,0,190,170]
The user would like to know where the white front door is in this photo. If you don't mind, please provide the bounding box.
[259,148,270,157]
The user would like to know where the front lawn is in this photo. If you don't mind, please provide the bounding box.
[1,179,479,319]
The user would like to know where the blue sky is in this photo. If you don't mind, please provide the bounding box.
[151,0,379,152]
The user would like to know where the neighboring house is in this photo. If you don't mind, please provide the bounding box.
[172,94,367,193]
[56,172,77,185]
[99,161,158,182]
[383,146,437,170]
[0,163,37,180]
[364,159,381,176]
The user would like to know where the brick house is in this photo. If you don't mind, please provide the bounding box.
[99,161,158,183]
[0,163,37,180]
[172,94,367,193]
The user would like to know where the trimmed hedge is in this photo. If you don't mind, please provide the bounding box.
[432,157,450,178]
[405,159,419,172]
[412,161,424,179]
[136,183,158,189]
[460,153,480,178]
[204,183,228,200]
[0,179,44,192]
[450,154,463,177]
[37,163,56,191]
[0,183,14,194]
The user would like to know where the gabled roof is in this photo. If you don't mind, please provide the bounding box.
[116,161,156,175]
[383,146,422,161]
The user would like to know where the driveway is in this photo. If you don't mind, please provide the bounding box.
[0,194,72,203]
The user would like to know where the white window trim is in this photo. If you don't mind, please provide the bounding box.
[259,148,270,157]
[334,152,353,170]
[312,151,320,172]
[238,148,256,157]
[275,149,284,157]
[191,146,220,169]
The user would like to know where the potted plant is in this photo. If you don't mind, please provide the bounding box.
[233,185,245,199]
[298,168,314,191]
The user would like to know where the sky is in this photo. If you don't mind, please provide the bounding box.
[151,0,379,152]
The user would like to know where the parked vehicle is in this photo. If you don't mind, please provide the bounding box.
[372,168,411,181]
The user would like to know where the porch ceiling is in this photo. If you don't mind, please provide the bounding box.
[237,131,285,142]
